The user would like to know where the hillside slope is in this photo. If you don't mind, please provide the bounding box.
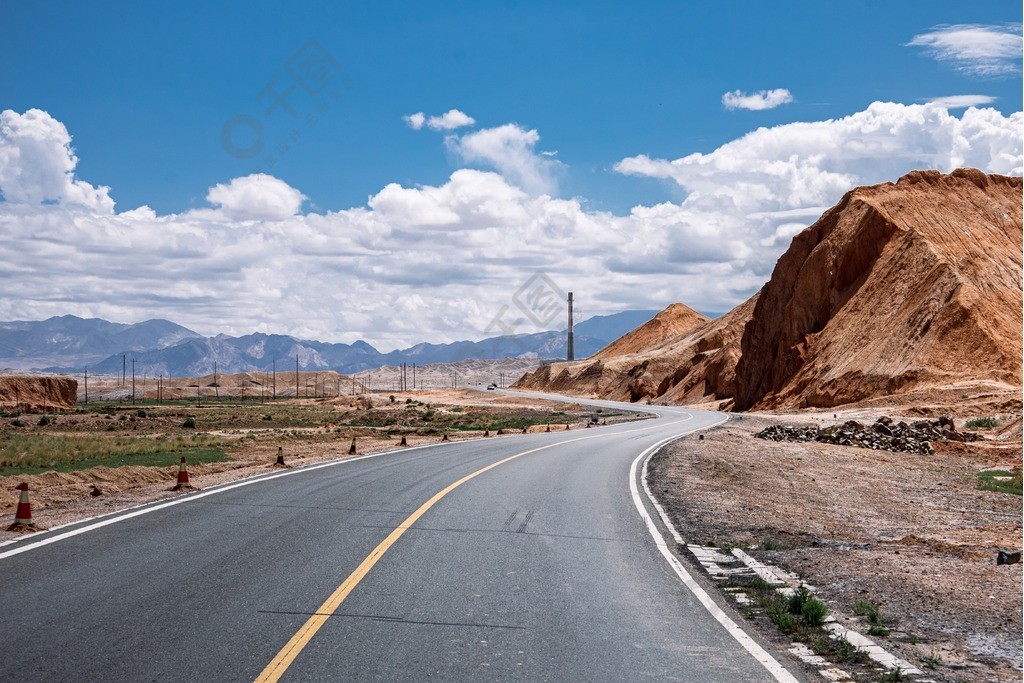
[734,168,1023,410]
[515,169,1023,411]
[514,300,745,403]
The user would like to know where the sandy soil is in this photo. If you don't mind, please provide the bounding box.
[649,410,1022,682]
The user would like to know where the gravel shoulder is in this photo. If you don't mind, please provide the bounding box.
[649,412,1022,682]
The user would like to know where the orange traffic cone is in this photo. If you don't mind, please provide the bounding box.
[7,483,43,533]
[171,457,195,491]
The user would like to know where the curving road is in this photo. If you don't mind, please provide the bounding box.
[0,392,801,681]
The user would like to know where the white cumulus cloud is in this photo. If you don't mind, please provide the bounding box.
[0,109,114,212]
[722,88,794,111]
[403,112,426,130]
[427,109,475,131]
[447,123,562,195]
[404,109,476,131]
[907,24,1023,77]
[204,174,306,220]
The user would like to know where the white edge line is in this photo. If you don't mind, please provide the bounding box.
[0,438,460,560]
[628,415,801,683]
[0,407,685,562]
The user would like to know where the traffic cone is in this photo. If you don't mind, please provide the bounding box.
[586,422,591,428]
[172,457,195,491]
[545,425,551,433]
[484,429,490,437]
[273,446,291,468]
[7,483,43,533]
[565,424,571,430]
[349,438,357,455]
[442,433,449,442]
[399,435,408,446]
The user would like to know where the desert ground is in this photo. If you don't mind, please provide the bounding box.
[649,407,1022,682]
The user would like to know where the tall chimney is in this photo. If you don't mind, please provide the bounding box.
[567,292,575,361]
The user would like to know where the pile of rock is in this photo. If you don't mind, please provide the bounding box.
[754,416,982,455]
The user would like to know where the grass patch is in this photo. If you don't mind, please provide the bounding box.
[852,599,882,624]
[760,538,787,551]
[964,417,999,429]
[0,433,228,475]
[976,470,1022,496]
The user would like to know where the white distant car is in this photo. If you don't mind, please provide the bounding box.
[486,384,497,390]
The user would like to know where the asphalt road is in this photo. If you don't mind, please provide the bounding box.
[0,392,800,681]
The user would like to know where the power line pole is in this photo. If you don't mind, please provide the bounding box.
[131,359,136,405]
[567,291,575,361]
[84,366,88,405]
[122,354,126,387]
[272,359,277,400]
[295,355,300,398]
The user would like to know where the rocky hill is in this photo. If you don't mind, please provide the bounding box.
[514,301,744,402]
[515,169,1023,412]
[734,168,1022,410]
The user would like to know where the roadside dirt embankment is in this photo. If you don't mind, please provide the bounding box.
[0,376,77,412]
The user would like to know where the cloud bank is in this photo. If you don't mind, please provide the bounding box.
[0,103,1020,350]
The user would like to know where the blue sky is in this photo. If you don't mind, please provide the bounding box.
[3,1,1020,215]
[0,2,1021,348]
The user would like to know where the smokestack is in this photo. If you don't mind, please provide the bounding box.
[567,292,575,361]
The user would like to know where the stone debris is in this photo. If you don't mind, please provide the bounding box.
[754,415,982,455]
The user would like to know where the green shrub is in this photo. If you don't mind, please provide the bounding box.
[11,419,25,427]
[788,585,813,614]
[965,417,999,429]
[801,597,829,627]
[37,415,52,426]
[181,417,197,429]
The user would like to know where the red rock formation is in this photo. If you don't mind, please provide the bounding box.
[733,169,1023,410]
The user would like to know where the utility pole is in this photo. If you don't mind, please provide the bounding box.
[122,354,126,387]
[567,292,575,361]
[84,366,88,405]
[272,359,277,400]
[131,359,136,405]
[412,363,416,391]
[295,355,300,398]
[214,361,219,399]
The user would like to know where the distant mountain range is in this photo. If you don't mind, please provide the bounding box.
[0,310,659,377]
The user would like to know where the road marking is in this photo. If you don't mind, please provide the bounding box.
[255,440,558,681]
[628,425,801,683]
[256,415,697,682]
[0,409,682,561]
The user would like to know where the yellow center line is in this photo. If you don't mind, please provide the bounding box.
[255,415,693,682]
